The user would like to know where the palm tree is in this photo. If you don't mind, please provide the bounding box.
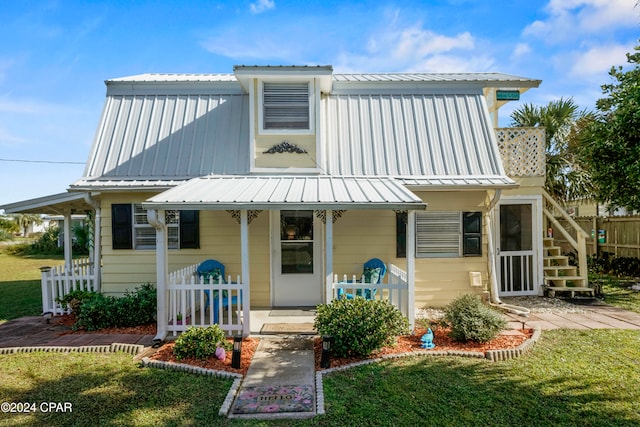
[11,213,44,237]
[510,97,594,202]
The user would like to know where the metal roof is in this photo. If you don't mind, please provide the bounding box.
[322,93,515,187]
[79,93,250,181]
[106,72,540,86]
[0,192,94,215]
[74,70,523,191]
[142,175,427,211]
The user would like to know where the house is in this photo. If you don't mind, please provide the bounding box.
[3,65,590,339]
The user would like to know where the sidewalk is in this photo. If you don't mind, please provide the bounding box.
[503,300,640,330]
[228,336,316,419]
[0,316,155,348]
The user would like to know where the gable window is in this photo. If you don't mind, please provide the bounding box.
[111,204,199,250]
[262,82,310,131]
[415,211,482,258]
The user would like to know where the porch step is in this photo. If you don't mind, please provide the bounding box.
[545,275,586,285]
[546,286,595,298]
[544,265,578,276]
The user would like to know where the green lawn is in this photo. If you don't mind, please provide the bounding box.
[0,248,64,322]
[592,274,640,314]
[1,329,639,426]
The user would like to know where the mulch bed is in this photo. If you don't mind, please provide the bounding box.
[150,339,259,377]
[53,315,533,376]
[314,327,534,370]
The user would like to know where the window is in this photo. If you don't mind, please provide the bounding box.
[111,204,199,250]
[262,82,310,131]
[415,211,482,258]
[396,211,407,258]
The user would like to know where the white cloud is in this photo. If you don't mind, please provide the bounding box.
[569,44,631,77]
[524,0,638,42]
[337,19,489,73]
[250,0,275,14]
[511,43,532,60]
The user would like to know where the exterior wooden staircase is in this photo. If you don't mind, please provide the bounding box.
[543,237,593,298]
[542,190,594,298]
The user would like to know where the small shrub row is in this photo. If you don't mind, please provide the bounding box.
[314,297,410,358]
[589,254,640,278]
[173,325,231,360]
[56,290,97,318]
[73,284,156,331]
[442,294,506,343]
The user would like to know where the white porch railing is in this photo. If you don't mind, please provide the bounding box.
[331,263,409,318]
[167,264,247,336]
[41,258,96,315]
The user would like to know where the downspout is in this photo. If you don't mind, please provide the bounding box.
[486,190,530,317]
[83,193,101,292]
[147,209,168,343]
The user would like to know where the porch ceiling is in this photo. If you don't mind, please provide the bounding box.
[141,175,427,211]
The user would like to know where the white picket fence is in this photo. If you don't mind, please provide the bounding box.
[331,263,409,317]
[167,264,247,336]
[41,258,97,315]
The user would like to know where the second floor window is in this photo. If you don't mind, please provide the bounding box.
[262,82,310,131]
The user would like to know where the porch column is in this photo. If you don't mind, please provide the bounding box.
[83,193,101,292]
[93,207,102,292]
[148,209,168,342]
[325,209,333,303]
[63,211,72,272]
[407,210,416,329]
[240,210,251,336]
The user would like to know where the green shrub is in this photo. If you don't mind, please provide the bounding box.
[55,290,98,318]
[74,284,156,331]
[314,297,410,358]
[0,229,14,242]
[173,325,231,360]
[443,294,506,343]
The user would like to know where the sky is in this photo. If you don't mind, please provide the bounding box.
[0,0,638,207]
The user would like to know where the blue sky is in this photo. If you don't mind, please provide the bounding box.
[0,0,638,206]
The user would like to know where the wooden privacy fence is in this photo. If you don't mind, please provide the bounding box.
[331,263,409,317]
[167,264,247,336]
[41,258,97,315]
[554,215,640,258]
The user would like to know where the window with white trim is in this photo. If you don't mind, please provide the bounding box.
[134,205,179,249]
[111,204,199,250]
[262,81,310,131]
[415,211,482,258]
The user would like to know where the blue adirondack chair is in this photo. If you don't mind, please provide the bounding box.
[196,259,240,323]
[337,258,387,300]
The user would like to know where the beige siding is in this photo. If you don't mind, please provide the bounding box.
[412,191,490,307]
[100,193,272,303]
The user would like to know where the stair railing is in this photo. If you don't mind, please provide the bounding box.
[542,190,589,286]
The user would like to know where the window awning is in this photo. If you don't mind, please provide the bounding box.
[142,175,427,211]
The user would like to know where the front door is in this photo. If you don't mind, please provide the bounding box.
[496,198,541,296]
[271,210,323,306]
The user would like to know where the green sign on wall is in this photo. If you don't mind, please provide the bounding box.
[496,90,520,101]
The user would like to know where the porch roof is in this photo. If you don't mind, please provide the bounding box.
[0,192,93,215]
[141,175,427,211]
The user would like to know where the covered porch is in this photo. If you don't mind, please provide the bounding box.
[143,175,427,340]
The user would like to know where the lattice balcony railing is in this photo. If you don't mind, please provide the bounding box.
[495,127,546,177]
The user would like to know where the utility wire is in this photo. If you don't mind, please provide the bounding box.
[0,158,84,165]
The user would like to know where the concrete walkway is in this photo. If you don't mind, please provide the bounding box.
[503,301,640,331]
[228,336,316,419]
[0,316,155,348]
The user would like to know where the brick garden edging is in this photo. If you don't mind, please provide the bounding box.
[0,343,144,355]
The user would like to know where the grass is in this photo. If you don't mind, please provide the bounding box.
[591,274,640,314]
[0,330,639,426]
[0,351,233,426]
[0,247,64,323]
